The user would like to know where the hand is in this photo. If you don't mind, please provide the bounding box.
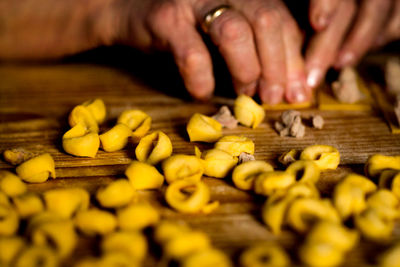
[118,0,310,104]
[306,0,400,89]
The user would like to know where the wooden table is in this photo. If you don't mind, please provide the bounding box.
[1,61,400,266]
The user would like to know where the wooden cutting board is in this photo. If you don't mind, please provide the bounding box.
[1,63,400,266]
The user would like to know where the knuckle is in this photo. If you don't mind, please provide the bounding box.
[252,8,282,31]
[148,1,179,29]
[216,15,251,44]
[180,49,206,72]
[237,68,260,85]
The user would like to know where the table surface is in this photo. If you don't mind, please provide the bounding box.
[1,60,400,266]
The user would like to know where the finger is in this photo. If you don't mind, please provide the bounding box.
[279,3,309,103]
[233,0,286,104]
[335,0,392,68]
[374,0,400,47]
[305,0,356,89]
[309,0,342,31]
[197,3,261,96]
[147,2,214,100]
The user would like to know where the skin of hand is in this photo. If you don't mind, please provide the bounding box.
[306,0,400,89]
[0,0,310,104]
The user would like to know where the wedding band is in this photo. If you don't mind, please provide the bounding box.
[201,5,231,33]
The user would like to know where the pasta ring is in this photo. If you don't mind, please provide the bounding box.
[165,179,211,213]
[285,160,320,184]
[254,171,295,196]
[232,160,273,190]
[240,242,290,267]
[300,145,340,170]
[162,154,205,184]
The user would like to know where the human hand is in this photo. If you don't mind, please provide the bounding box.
[305,0,400,89]
[117,0,310,104]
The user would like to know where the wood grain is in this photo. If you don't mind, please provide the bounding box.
[1,63,400,266]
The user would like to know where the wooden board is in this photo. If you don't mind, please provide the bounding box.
[1,64,400,266]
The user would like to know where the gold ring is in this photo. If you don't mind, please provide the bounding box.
[201,5,231,33]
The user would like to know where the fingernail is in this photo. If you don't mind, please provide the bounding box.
[286,81,307,103]
[307,68,322,88]
[260,83,284,105]
[336,51,355,68]
[238,81,258,96]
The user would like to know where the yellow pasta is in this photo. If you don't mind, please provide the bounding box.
[214,135,255,157]
[278,149,299,166]
[186,113,222,143]
[0,191,10,206]
[300,145,340,170]
[365,154,400,177]
[379,243,400,267]
[164,231,211,260]
[262,183,319,234]
[0,236,25,266]
[367,189,399,220]
[232,160,273,190]
[99,123,132,152]
[96,179,136,208]
[117,202,160,231]
[333,173,377,219]
[234,94,265,128]
[117,109,151,139]
[13,193,44,218]
[182,248,232,267]
[16,153,56,183]
[101,231,147,262]
[135,131,173,165]
[202,149,238,178]
[194,146,202,158]
[355,208,394,241]
[165,179,211,213]
[43,187,89,218]
[286,198,340,233]
[379,170,400,199]
[62,123,100,158]
[162,154,205,184]
[82,98,106,124]
[201,200,220,214]
[75,209,117,236]
[240,243,290,267]
[282,182,321,201]
[31,219,77,258]
[98,251,139,267]
[254,171,295,196]
[305,221,359,252]
[69,105,99,133]
[27,211,64,233]
[299,242,344,267]
[14,245,59,267]
[0,204,19,236]
[154,221,191,245]
[285,160,320,184]
[0,170,27,197]
[125,160,164,190]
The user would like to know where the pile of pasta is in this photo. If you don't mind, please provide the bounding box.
[1,95,400,267]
